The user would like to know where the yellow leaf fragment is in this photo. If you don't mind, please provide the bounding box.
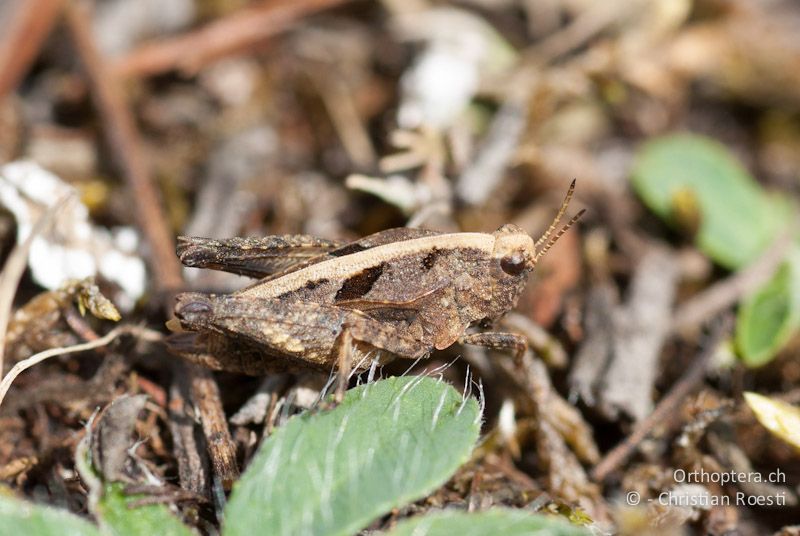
[744,392,800,451]
[669,186,702,237]
[66,278,121,322]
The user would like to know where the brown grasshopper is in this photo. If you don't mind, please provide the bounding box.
[169,182,583,376]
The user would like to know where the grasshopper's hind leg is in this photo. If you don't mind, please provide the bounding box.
[174,293,431,374]
[458,332,528,366]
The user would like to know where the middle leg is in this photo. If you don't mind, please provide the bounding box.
[459,332,528,366]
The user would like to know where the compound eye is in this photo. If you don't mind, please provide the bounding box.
[176,299,213,320]
[500,253,526,275]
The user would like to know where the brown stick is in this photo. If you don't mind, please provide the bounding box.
[671,230,792,335]
[590,318,731,482]
[64,2,182,294]
[63,306,100,342]
[114,0,354,78]
[188,365,239,492]
[599,246,679,421]
[43,6,237,510]
[169,363,211,498]
[0,0,64,99]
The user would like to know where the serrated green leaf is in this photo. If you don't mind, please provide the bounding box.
[631,134,788,269]
[98,484,194,536]
[0,493,100,536]
[736,247,800,367]
[224,376,481,536]
[384,509,589,536]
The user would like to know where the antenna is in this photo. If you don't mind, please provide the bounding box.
[534,209,586,262]
[534,179,576,250]
[533,180,584,262]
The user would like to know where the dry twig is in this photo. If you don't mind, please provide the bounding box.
[599,246,679,421]
[64,2,182,293]
[114,0,354,78]
[0,325,161,410]
[168,364,211,499]
[671,230,793,334]
[0,0,64,99]
[187,365,239,495]
[591,318,732,482]
[456,97,527,206]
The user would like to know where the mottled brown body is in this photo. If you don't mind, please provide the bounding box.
[170,183,582,374]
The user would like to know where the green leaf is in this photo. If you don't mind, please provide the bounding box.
[736,247,800,366]
[97,484,194,536]
[0,493,100,536]
[224,376,481,536]
[384,509,590,536]
[631,134,788,269]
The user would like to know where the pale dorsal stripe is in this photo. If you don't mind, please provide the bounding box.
[240,233,495,299]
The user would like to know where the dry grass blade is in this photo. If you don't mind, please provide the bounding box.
[0,325,160,409]
[0,194,72,379]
